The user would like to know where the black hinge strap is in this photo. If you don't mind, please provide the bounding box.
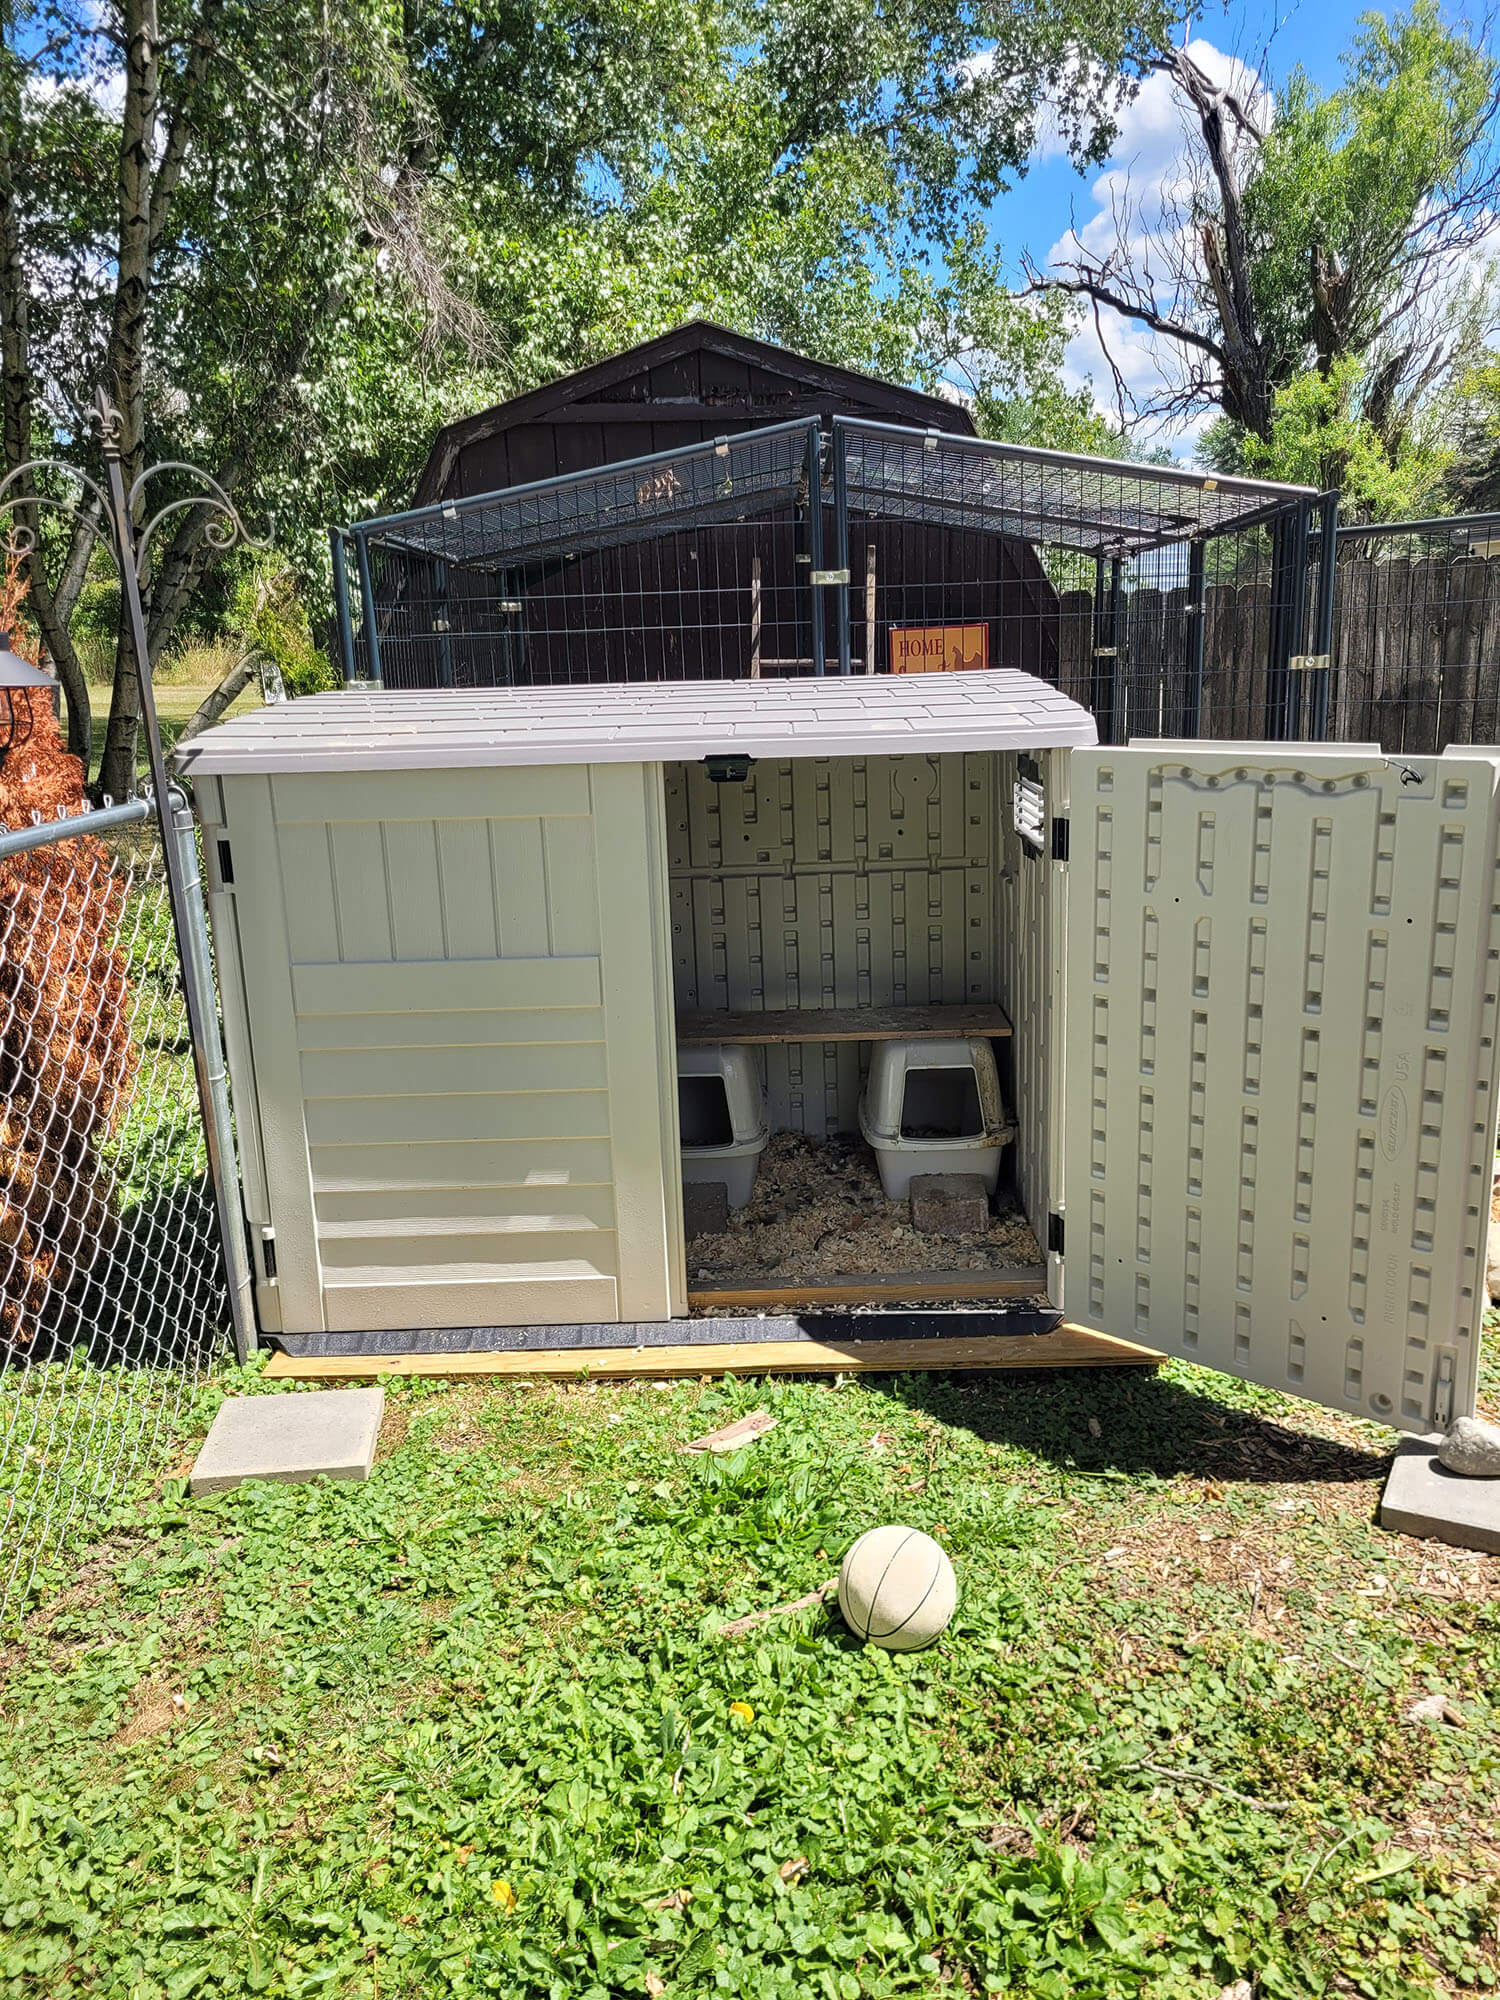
[1047,1213,1065,1256]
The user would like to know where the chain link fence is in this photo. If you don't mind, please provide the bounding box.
[0,797,230,1619]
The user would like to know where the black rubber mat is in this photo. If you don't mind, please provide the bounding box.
[271,1308,1064,1359]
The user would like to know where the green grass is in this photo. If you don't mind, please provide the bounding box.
[2,1350,1497,2000]
[67,644,263,783]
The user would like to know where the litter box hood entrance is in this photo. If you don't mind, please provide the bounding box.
[1062,742,1500,1434]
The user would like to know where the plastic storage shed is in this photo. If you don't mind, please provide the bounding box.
[179,672,1500,1433]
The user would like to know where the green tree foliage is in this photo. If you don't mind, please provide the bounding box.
[1204,356,1454,520]
[1043,4,1500,514]
[1448,352,1500,512]
[2,0,1179,793]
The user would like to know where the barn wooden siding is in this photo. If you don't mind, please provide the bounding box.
[413,321,969,503]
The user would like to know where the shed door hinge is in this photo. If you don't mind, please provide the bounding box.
[215,838,234,886]
[260,1227,278,1282]
[1051,816,1070,863]
[1047,1212,1065,1256]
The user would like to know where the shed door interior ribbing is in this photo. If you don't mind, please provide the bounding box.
[1064,743,1500,1431]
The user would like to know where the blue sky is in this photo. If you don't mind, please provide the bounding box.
[985,0,1396,450]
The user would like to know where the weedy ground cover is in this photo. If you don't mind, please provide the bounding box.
[1,1346,1497,2000]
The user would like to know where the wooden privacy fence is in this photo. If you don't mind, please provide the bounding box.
[1047,535,1500,752]
[1330,539,1500,754]
[1049,578,1287,744]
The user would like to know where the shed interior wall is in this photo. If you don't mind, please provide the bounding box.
[665,749,1051,1232]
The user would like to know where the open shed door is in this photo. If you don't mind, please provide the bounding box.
[1063,744,1500,1430]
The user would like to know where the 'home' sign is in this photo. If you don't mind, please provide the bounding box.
[889,624,989,673]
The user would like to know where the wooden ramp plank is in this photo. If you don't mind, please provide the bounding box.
[687,1268,1047,1308]
[263,1325,1162,1382]
[675,1002,1013,1046]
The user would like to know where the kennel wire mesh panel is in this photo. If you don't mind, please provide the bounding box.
[338,420,826,688]
[1329,514,1500,753]
[334,412,1331,743]
[830,419,1328,744]
[0,800,230,1618]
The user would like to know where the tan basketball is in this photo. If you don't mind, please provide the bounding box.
[837,1524,956,1651]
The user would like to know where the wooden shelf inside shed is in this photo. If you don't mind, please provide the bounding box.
[674,1002,1013,1046]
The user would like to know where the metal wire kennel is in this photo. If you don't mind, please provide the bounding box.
[333,417,1335,744]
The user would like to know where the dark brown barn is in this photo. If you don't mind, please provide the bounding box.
[382,321,1059,687]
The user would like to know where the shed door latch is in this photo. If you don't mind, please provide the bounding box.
[215,839,234,886]
[1047,1213,1065,1256]
[1050,816,1070,863]
[1431,1351,1455,1430]
[259,1227,278,1282]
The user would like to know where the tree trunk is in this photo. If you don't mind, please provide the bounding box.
[96,0,161,805]
[0,56,95,763]
[177,650,260,744]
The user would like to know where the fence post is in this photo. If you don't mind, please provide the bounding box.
[98,419,258,1371]
[1307,492,1338,741]
[168,791,257,1365]
[806,422,827,676]
[353,531,384,688]
[329,529,358,686]
[830,421,852,674]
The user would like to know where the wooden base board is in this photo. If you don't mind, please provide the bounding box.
[263,1324,1161,1382]
[687,1268,1047,1310]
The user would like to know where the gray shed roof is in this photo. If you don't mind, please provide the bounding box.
[177,671,1098,776]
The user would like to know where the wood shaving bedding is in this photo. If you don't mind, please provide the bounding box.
[686,1130,1042,1285]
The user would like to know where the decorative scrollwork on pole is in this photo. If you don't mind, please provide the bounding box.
[131,466,272,583]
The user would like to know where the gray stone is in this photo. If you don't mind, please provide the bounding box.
[1380,1434,1500,1554]
[684,1179,730,1239]
[910,1172,990,1236]
[190,1388,384,1495]
[1438,1415,1500,1477]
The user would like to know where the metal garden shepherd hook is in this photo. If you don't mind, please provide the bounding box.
[0,392,261,1363]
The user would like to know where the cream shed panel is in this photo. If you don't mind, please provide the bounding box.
[206,761,681,1334]
[1065,743,1500,1431]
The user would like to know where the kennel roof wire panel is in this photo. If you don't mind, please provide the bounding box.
[357,421,814,571]
[838,419,1317,555]
[177,670,1098,775]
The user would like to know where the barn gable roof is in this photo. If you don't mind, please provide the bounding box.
[412,320,974,506]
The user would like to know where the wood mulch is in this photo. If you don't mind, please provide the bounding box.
[685,1130,1041,1286]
